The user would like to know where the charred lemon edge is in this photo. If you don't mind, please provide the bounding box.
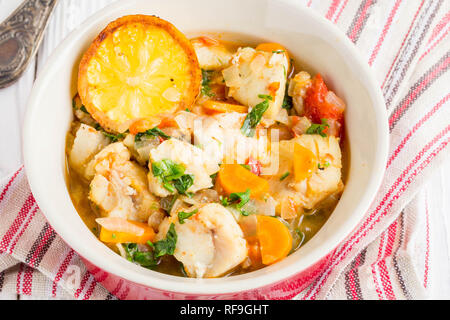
[78,14,202,133]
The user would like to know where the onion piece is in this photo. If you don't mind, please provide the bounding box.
[95,217,145,236]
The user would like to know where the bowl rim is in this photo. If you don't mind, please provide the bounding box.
[23,0,389,295]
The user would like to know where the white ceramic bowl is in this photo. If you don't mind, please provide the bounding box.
[23,0,388,299]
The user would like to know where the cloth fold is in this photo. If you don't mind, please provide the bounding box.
[0,0,448,299]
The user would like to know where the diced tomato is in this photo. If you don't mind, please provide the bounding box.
[304,74,345,136]
[246,157,262,176]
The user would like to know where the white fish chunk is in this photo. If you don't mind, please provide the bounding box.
[157,203,247,278]
[222,47,289,120]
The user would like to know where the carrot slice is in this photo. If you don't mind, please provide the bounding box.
[203,100,248,114]
[256,215,293,265]
[293,143,317,182]
[97,218,155,244]
[255,43,290,68]
[218,164,269,198]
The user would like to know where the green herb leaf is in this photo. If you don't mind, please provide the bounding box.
[135,127,170,142]
[272,50,285,54]
[306,119,329,137]
[153,223,177,257]
[152,160,194,195]
[318,161,330,170]
[241,100,269,137]
[123,243,157,268]
[240,164,251,171]
[201,69,215,97]
[229,189,251,209]
[258,94,273,101]
[173,174,194,195]
[280,171,290,181]
[281,84,293,110]
[80,105,89,114]
[102,131,126,142]
[178,209,198,224]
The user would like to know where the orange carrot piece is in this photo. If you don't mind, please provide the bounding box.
[218,164,269,199]
[99,220,155,244]
[203,100,248,114]
[293,143,317,182]
[256,216,293,265]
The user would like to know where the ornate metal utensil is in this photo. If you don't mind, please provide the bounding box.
[0,0,58,88]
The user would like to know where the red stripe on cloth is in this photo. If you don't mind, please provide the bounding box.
[419,25,450,61]
[427,9,450,44]
[347,0,373,42]
[381,0,425,89]
[372,233,386,299]
[0,194,36,253]
[325,0,341,20]
[424,194,430,288]
[0,167,23,203]
[16,263,23,295]
[110,279,123,297]
[333,0,349,24]
[303,128,450,299]
[52,249,75,297]
[368,0,402,66]
[8,206,38,254]
[348,253,362,299]
[83,272,108,300]
[379,222,398,299]
[387,93,450,167]
[27,226,54,267]
[389,55,450,127]
[74,272,91,299]
[22,265,33,296]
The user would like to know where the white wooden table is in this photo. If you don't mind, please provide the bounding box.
[0,0,448,300]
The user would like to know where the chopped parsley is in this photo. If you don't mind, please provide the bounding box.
[272,50,285,54]
[178,209,198,224]
[306,119,329,137]
[241,96,270,137]
[152,159,194,195]
[160,195,178,213]
[281,84,293,110]
[135,127,170,142]
[280,171,290,181]
[318,162,330,170]
[80,105,89,114]
[201,69,215,97]
[220,189,251,216]
[257,94,273,101]
[123,223,178,268]
[153,223,178,257]
[102,131,126,142]
[123,243,157,268]
[240,164,251,171]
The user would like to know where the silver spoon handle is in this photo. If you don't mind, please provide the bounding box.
[0,0,59,88]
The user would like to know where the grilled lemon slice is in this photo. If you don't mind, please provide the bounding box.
[78,15,201,133]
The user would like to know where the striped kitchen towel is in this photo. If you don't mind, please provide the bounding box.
[0,0,448,299]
